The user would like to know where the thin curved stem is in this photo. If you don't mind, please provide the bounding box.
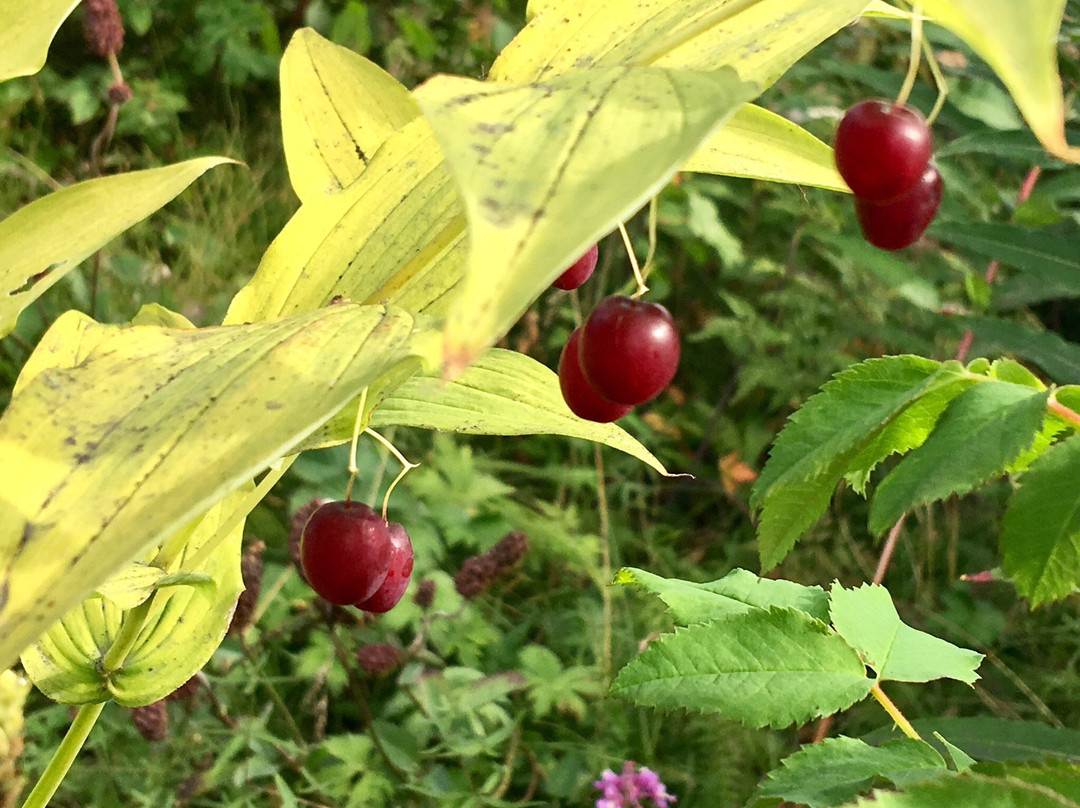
[20,702,106,808]
[345,387,370,504]
[364,428,419,519]
[871,683,921,740]
[895,4,924,109]
[618,221,648,298]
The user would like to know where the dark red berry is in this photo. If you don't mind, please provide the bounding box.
[300,501,393,606]
[834,100,932,202]
[579,296,680,406]
[558,328,633,423]
[855,164,943,250]
[354,522,414,614]
[553,244,599,291]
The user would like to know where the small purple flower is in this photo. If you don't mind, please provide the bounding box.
[593,761,677,808]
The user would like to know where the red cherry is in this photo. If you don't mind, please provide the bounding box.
[834,100,932,202]
[552,244,599,291]
[354,522,414,614]
[579,296,680,406]
[558,327,633,422]
[300,501,392,605]
[855,164,943,250]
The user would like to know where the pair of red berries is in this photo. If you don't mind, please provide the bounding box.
[558,296,681,423]
[300,500,414,613]
[834,100,943,250]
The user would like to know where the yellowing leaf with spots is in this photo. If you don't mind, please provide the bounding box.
[683,104,848,191]
[0,0,80,82]
[490,0,869,88]
[920,0,1079,163]
[0,303,427,671]
[280,28,421,202]
[414,66,756,374]
[0,158,236,338]
[225,117,465,326]
[21,486,247,706]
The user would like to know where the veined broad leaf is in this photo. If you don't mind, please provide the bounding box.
[0,158,236,337]
[0,303,427,672]
[1001,434,1080,606]
[961,316,1080,385]
[0,0,80,81]
[414,66,757,374]
[918,0,1079,163]
[92,563,171,611]
[750,356,972,570]
[225,117,465,325]
[610,607,874,728]
[683,104,847,191]
[614,567,830,623]
[866,718,1080,765]
[490,0,868,90]
[868,382,1049,534]
[280,28,420,202]
[829,583,983,684]
[846,771,1080,808]
[750,736,948,808]
[984,761,1080,803]
[21,487,247,706]
[367,348,669,475]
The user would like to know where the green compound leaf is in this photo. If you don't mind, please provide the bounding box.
[683,104,847,191]
[750,737,948,808]
[0,157,237,338]
[610,607,873,728]
[21,488,247,706]
[413,65,756,374]
[368,348,669,475]
[1001,435,1080,606]
[751,356,972,570]
[865,718,1080,765]
[846,771,1080,808]
[829,583,983,684]
[0,303,425,672]
[868,382,1049,535]
[279,28,420,202]
[0,0,80,82]
[614,567,830,624]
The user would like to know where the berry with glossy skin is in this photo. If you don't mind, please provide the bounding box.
[558,327,633,423]
[553,244,599,291]
[579,296,680,406]
[300,501,393,605]
[835,100,932,202]
[855,164,943,250]
[354,521,414,613]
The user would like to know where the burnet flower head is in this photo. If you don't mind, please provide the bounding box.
[593,761,676,808]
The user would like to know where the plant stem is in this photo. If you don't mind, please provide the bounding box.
[871,683,921,740]
[20,702,105,808]
[594,443,613,686]
[894,4,923,109]
[101,599,154,673]
[618,221,648,298]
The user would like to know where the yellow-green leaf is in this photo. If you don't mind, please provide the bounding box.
[0,157,237,337]
[21,488,247,706]
[369,348,670,474]
[920,0,1079,163]
[861,0,910,18]
[683,104,848,191]
[280,28,421,202]
[0,303,426,672]
[413,66,757,374]
[225,117,465,325]
[93,563,170,611]
[490,0,869,89]
[0,0,80,82]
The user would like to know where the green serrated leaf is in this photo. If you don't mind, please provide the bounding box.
[868,382,1049,534]
[847,771,1080,808]
[989,761,1080,803]
[610,607,873,728]
[368,348,669,474]
[751,737,947,808]
[751,356,971,569]
[615,567,830,623]
[934,733,977,772]
[828,583,983,684]
[962,315,1080,385]
[1001,434,1080,606]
